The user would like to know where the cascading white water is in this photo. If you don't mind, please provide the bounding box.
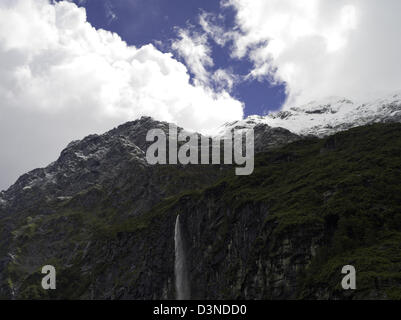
[174,214,190,300]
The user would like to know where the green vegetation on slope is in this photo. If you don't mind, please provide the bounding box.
[162,123,401,299]
[4,123,401,299]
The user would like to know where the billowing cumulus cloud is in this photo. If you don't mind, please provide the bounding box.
[0,0,243,190]
[223,0,401,107]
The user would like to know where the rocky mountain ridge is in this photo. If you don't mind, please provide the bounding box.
[0,116,300,210]
[3,91,401,206]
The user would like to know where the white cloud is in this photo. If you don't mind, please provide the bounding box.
[0,0,243,190]
[172,27,237,92]
[171,29,213,86]
[224,0,401,108]
[199,11,233,47]
[212,69,236,91]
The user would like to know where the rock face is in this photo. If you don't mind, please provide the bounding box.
[170,200,322,299]
[1,95,401,300]
[217,120,301,153]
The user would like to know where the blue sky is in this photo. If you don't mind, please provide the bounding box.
[70,0,287,116]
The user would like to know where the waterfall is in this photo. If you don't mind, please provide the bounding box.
[174,214,190,300]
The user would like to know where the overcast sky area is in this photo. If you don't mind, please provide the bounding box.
[1,0,401,190]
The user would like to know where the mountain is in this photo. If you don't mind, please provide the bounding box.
[0,116,230,298]
[219,92,401,138]
[1,94,401,300]
[0,117,214,213]
[0,115,300,213]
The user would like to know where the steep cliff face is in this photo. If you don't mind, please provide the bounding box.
[155,123,401,299]
[173,200,322,299]
[1,118,401,299]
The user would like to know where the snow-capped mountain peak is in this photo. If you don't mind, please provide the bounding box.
[218,92,401,138]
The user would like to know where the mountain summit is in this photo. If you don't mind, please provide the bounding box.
[219,92,401,137]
